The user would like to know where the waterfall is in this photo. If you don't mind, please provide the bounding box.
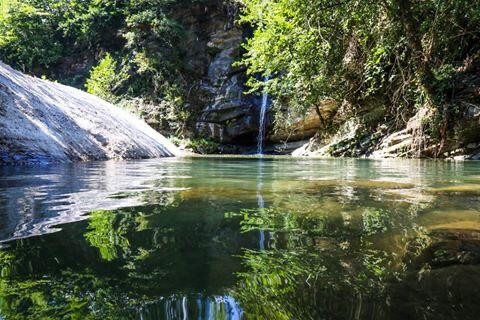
[256,77,269,155]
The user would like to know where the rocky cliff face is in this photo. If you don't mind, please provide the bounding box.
[0,62,180,165]
[195,27,259,145]
[170,1,304,149]
[186,3,480,158]
[186,3,328,150]
[292,58,480,159]
[179,3,261,147]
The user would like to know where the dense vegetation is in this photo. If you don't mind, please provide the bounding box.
[238,0,480,154]
[1,0,479,154]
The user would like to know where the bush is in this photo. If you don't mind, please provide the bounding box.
[85,53,128,102]
[170,137,219,154]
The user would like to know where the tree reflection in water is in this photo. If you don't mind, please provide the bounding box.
[1,158,480,319]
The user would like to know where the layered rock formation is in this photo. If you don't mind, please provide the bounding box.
[292,106,480,160]
[195,26,260,145]
[0,62,180,165]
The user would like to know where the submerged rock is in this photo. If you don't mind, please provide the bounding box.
[415,228,480,268]
[0,62,180,164]
[387,264,480,320]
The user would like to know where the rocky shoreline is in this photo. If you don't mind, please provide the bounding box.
[290,107,480,160]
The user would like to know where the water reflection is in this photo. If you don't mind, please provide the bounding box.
[138,295,242,320]
[256,159,266,251]
[0,199,251,319]
[0,157,479,319]
[0,159,188,241]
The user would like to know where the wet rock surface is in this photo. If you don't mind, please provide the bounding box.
[384,228,480,319]
[290,61,480,158]
[177,3,326,150]
[0,62,180,165]
[387,264,480,320]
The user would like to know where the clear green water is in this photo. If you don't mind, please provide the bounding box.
[0,157,480,319]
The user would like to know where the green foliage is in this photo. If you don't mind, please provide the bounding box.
[171,137,220,154]
[121,1,186,99]
[84,210,131,261]
[0,0,126,73]
[2,0,479,143]
[0,0,196,137]
[85,53,128,102]
[0,1,62,71]
[238,0,480,136]
[118,84,189,136]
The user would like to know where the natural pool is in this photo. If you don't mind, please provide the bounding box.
[0,157,479,319]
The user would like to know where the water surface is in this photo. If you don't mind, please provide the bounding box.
[0,157,479,319]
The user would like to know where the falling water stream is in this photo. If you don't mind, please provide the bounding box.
[256,77,269,155]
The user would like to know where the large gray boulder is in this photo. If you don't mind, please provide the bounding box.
[0,62,181,164]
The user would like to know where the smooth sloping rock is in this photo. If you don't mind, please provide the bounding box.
[0,62,180,164]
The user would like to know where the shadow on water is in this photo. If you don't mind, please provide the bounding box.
[0,157,480,319]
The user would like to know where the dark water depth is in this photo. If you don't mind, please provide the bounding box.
[0,157,480,319]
